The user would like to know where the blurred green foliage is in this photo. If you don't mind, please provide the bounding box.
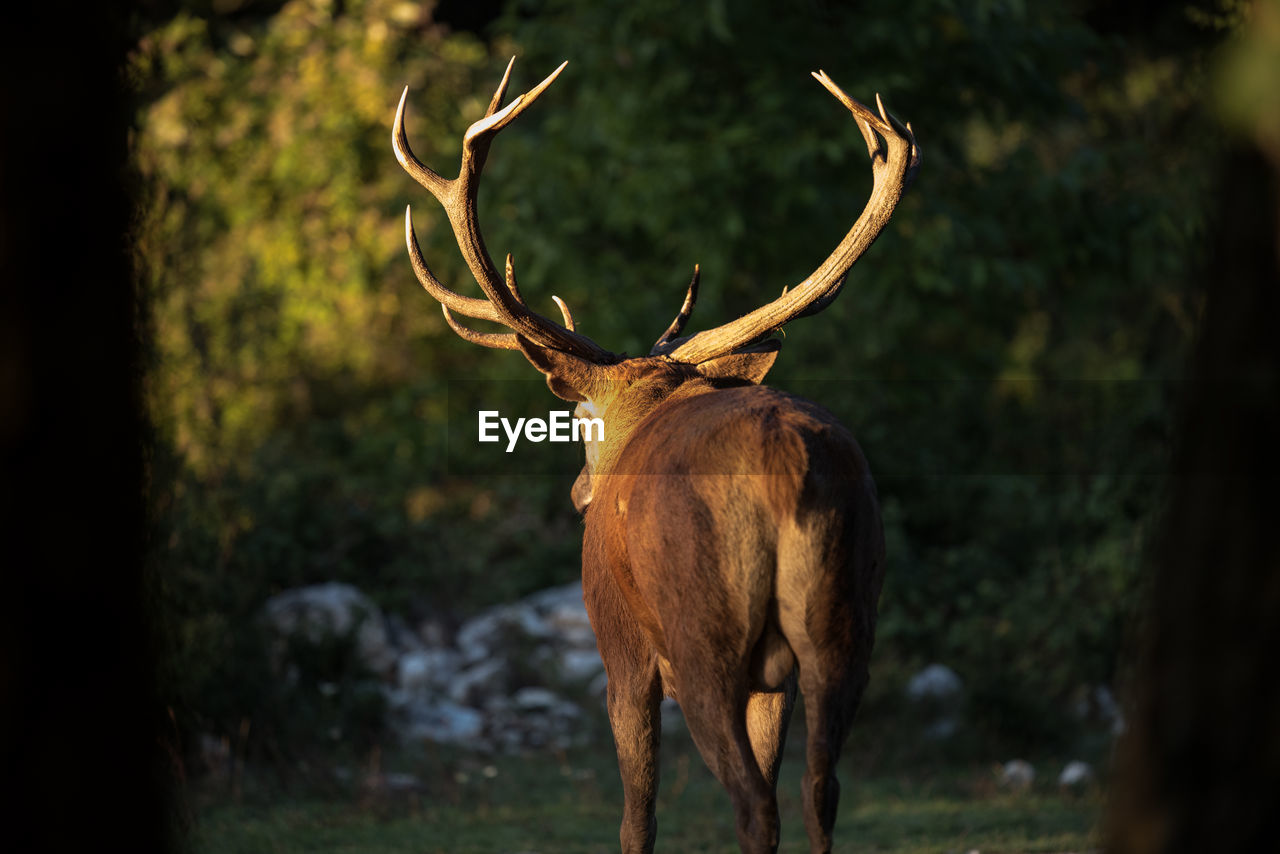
[132,0,1221,758]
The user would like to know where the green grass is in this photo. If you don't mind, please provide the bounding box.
[190,723,1102,854]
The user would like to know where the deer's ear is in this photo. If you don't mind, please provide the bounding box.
[694,339,781,385]
[570,465,592,513]
[516,335,599,402]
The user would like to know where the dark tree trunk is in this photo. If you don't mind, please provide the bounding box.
[0,7,171,853]
[1105,133,1280,851]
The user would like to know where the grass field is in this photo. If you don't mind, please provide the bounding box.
[190,718,1102,854]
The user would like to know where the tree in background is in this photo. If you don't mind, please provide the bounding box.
[133,0,589,762]
[1107,1,1280,849]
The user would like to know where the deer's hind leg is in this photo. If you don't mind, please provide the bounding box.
[607,663,663,854]
[628,477,785,853]
[659,590,784,852]
[587,574,664,854]
[776,502,884,854]
[669,659,782,854]
[778,592,867,854]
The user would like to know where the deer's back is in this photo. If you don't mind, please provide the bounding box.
[583,386,880,667]
[610,384,872,491]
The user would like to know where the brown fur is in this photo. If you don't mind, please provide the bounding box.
[532,354,885,854]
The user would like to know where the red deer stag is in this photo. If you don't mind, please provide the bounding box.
[393,58,919,854]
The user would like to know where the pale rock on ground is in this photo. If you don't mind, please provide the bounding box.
[1058,759,1094,788]
[905,663,963,701]
[999,759,1036,791]
[1070,683,1126,736]
[262,582,397,677]
[265,580,605,753]
[905,663,964,740]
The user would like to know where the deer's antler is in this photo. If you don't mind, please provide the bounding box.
[396,64,919,369]
[652,71,921,362]
[394,58,615,362]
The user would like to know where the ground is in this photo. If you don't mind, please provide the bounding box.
[189,719,1101,854]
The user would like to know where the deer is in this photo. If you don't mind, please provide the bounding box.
[393,57,919,854]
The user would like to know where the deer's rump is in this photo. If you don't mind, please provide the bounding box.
[585,385,884,697]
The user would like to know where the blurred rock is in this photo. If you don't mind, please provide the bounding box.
[263,582,395,676]
[489,689,585,752]
[1070,683,1126,735]
[906,663,963,739]
[385,613,423,654]
[415,617,449,648]
[535,583,598,646]
[1095,684,1126,735]
[404,701,485,744]
[661,697,684,730]
[448,659,508,706]
[1058,760,1094,788]
[270,580,607,753]
[906,663,963,701]
[513,686,562,710]
[397,648,461,696]
[559,648,605,682]
[1000,759,1036,791]
[456,603,552,664]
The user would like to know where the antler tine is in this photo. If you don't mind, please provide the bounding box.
[552,295,576,331]
[393,87,449,198]
[667,72,919,364]
[503,253,528,306]
[506,252,577,329]
[462,60,569,172]
[395,61,616,362]
[812,72,899,162]
[900,117,922,191]
[405,206,505,323]
[485,56,516,117]
[441,305,520,350]
[468,57,561,175]
[651,264,701,353]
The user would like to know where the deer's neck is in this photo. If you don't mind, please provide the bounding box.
[590,378,721,478]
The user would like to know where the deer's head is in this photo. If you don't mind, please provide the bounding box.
[393,59,919,508]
